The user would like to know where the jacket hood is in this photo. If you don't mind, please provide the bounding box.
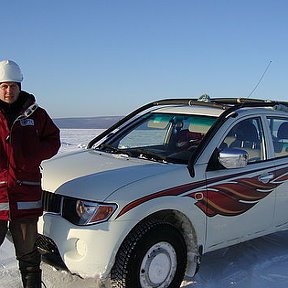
[18,91,36,111]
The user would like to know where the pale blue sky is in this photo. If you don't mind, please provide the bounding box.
[1,0,287,117]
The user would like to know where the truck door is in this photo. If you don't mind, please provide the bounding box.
[203,117,276,250]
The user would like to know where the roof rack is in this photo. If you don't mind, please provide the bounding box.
[212,97,271,104]
[210,97,288,111]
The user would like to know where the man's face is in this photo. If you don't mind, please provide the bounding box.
[0,82,20,104]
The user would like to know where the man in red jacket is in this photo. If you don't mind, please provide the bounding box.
[0,60,61,287]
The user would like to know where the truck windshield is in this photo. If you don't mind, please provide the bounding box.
[98,113,217,164]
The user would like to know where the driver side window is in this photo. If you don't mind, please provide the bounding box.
[221,118,265,163]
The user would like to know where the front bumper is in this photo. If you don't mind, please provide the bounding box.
[38,213,133,279]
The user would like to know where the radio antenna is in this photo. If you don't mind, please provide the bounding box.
[248,60,272,98]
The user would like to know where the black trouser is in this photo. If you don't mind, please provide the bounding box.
[0,218,41,287]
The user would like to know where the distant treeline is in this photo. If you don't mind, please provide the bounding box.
[53,116,123,129]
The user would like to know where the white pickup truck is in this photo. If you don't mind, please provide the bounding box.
[37,96,288,288]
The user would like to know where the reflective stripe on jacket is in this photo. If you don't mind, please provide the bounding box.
[0,203,9,211]
[17,200,42,210]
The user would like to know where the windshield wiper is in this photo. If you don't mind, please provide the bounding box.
[99,145,167,162]
[98,144,132,156]
[129,148,167,163]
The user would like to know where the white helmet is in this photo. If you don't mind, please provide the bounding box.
[0,60,23,83]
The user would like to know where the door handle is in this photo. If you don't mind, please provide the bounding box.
[258,173,274,184]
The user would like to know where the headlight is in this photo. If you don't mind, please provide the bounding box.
[62,197,117,226]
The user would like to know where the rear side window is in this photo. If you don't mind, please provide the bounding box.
[267,117,288,158]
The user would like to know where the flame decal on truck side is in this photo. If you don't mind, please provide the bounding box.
[116,166,288,219]
[116,180,206,218]
[187,177,277,217]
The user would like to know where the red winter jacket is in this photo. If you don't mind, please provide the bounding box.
[0,91,60,220]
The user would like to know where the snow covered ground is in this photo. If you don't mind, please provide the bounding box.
[1,129,288,288]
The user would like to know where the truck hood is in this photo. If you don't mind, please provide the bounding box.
[42,149,178,201]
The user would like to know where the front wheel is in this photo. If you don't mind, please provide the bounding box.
[111,220,187,288]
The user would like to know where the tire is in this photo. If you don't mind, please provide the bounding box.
[110,220,187,288]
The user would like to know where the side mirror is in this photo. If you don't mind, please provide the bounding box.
[218,148,248,169]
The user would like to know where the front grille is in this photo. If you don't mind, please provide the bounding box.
[36,233,58,254]
[42,190,62,213]
[36,234,67,270]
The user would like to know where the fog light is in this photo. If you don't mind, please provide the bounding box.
[75,239,87,257]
